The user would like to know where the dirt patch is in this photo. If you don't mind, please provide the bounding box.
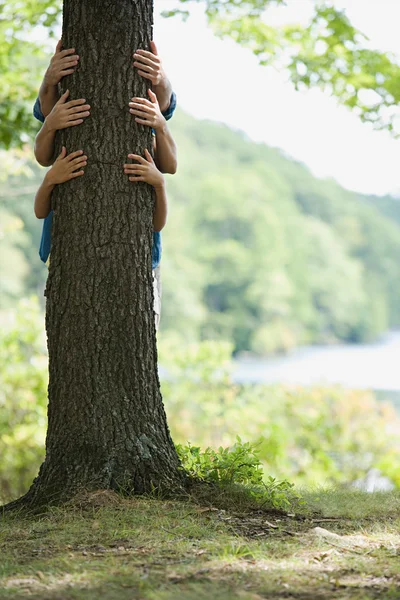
[212,509,307,539]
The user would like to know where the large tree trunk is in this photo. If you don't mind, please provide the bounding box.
[8,0,185,509]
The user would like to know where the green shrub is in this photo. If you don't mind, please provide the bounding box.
[176,437,264,486]
[177,437,299,510]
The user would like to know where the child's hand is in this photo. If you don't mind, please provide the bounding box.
[44,40,80,86]
[46,147,87,185]
[45,90,91,132]
[124,149,165,188]
[133,41,166,87]
[129,89,166,131]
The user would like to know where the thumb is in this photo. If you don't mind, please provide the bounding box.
[150,40,158,56]
[55,39,63,53]
[148,89,157,103]
[57,89,70,104]
[144,148,154,163]
[57,146,67,160]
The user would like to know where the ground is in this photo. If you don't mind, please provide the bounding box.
[0,489,399,599]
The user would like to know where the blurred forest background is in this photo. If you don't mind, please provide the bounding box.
[1,0,400,502]
[3,110,400,352]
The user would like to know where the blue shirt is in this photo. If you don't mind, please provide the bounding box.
[34,92,176,269]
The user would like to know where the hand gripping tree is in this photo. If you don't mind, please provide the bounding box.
[6,0,185,509]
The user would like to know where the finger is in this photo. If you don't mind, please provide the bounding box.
[133,56,159,70]
[57,146,67,160]
[59,68,76,77]
[129,105,154,115]
[129,176,145,182]
[69,163,87,175]
[126,164,148,172]
[134,62,158,74]
[59,55,79,64]
[58,58,79,69]
[129,100,153,110]
[135,49,160,62]
[69,170,85,179]
[134,118,153,126]
[123,164,146,171]
[127,154,147,164]
[150,41,158,56]
[148,89,157,103]
[66,150,84,161]
[137,70,156,82]
[63,119,84,128]
[125,170,146,177]
[68,105,91,115]
[67,110,90,120]
[58,48,77,58]
[130,97,152,107]
[144,149,154,163]
[57,89,70,104]
[66,98,88,108]
[70,155,88,166]
[55,39,63,53]
[129,109,151,119]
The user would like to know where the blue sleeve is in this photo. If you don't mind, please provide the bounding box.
[161,92,177,122]
[39,212,53,263]
[152,232,162,270]
[33,97,45,123]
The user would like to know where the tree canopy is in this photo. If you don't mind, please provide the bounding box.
[2,0,400,147]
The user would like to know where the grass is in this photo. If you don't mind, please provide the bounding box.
[0,488,399,599]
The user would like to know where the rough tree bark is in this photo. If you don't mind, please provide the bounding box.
[5,0,185,509]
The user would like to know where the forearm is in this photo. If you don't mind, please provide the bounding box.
[38,78,59,118]
[34,121,57,167]
[154,78,173,113]
[154,123,177,174]
[34,174,55,219]
[153,182,168,232]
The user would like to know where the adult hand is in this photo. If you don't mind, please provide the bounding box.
[124,149,165,188]
[129,89,166,131]
[45,90,91,132]
[133,41,167,87]
[44,39,80,86]
[46,147,87,185]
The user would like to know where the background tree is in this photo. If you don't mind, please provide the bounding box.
[167,0,400,132]
[3,0,400,147]
[4,0,185,510]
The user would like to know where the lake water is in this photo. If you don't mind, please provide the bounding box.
[233,330,400,410]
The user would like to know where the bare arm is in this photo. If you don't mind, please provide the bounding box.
[153,78,173,114]
[38,81,60,119]
[153,181,168,232]
[34,122,56,167]
[34,173,55,219]
[154,122,177,175]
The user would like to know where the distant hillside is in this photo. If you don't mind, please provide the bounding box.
[164,110,400,352]
[2,109,400,354]
[362,193,400,226]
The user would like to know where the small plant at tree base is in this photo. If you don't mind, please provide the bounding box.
[176,436,301,511]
